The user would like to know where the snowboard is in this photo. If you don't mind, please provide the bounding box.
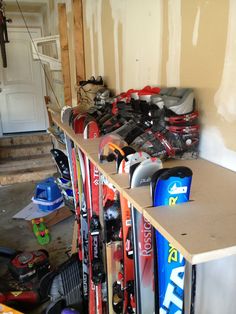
[152,166,192,314]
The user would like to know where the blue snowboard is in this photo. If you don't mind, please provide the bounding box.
[153,166,192,314]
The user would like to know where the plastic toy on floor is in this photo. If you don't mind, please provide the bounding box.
[32,218,50,245]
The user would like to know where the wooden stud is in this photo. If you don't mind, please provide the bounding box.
[58,3,72,106]
[72,0,86,84]
[44,96,53,126]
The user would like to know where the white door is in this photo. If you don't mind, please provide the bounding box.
[0,27,48,133]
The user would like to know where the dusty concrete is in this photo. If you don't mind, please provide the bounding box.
[0,180,75,313]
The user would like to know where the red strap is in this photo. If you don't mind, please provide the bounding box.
[153,132,176,157]
[167,124,200,133]
[165,111,199,124]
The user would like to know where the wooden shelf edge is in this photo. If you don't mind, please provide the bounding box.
[143,206,194,264]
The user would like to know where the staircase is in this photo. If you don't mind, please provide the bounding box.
[0,133,57,185]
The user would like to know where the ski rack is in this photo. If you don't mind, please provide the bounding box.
[52,113,236,265]
[31,35,61,71]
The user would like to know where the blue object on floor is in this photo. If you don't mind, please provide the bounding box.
[33,177,63,211]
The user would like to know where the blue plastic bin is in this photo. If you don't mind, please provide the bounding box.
[34,177,63,211]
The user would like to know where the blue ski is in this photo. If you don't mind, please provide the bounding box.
[153,166,192,314]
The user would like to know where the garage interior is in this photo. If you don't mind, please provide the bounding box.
[0,1,236,314]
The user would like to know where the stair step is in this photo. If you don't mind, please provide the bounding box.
[0,142,53,159]
[0,154,55,172]
[0,165,57,186]
[0,133,51,147]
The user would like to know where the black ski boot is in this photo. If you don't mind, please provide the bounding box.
[130,88,200,160]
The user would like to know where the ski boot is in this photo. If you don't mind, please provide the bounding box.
[99,87,156,135]
[77,76,105,111]
[130,88,200,159]
[112,87,174,144]
[79,75,103,87]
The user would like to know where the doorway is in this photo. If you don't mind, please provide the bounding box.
[0,27,48,134]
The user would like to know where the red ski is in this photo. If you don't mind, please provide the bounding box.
[83,119,105,314]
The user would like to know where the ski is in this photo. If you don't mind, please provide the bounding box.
[102,177,122,314]
[116,147,137,314]
[129,157,162,314]
[76,147,89,310]
[73,114,90,311]
[83,119,105,314]
[99,140,136,313]
[152,166,192,313]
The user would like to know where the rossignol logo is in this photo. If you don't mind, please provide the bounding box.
[168,182,187,195]
[160,255,185,313]
[140,217,152,257]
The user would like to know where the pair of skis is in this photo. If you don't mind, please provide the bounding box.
[130,162,193,314]
[99,135,193,313]
[151,167,193,314]
[99,138,161,313]
[62,107,194,313]
[99,138,137,313]
[73,114,105,314]
[61,108,105,313]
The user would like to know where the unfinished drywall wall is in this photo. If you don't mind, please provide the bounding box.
[82,0,236,173]
[82,2,236,312]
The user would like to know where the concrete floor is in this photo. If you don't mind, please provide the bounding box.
[0,180,75,313]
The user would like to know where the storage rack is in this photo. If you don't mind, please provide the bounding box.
[52,112,236,266]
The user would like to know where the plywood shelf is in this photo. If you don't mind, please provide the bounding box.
[52,113,236,265]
